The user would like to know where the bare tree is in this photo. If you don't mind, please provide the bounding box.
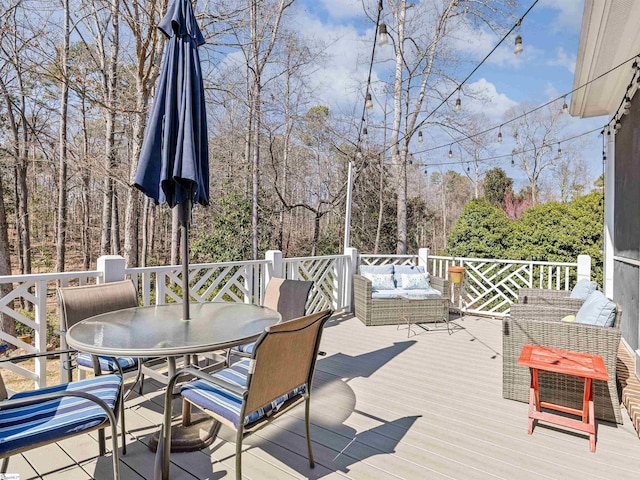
[506,104,567,205]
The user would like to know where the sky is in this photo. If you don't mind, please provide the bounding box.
[287,0,608,191]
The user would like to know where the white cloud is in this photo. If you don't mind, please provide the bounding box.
[319,0,365,20]
[451,23,543,68]
[464,78,518,118]
[291,10,380,112]
[539,0,583,32]
[547,47,577,74]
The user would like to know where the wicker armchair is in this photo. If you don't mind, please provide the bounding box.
[353,274,449,327]
[503,302,623,424]
[517,288,585,310]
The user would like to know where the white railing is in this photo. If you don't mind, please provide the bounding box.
[0,247,588,388]
[428,255,584,317]
[282,254,350,313]
[356,250,589,318]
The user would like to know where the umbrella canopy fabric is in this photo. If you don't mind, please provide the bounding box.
[134,0,209,209]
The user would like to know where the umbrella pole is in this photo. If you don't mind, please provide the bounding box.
[179,200,191,320]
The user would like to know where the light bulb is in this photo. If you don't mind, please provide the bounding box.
[363,127,368,139]
[623,96,631,115]
[557,145,562,156]
[454,96,461,113]
[448,147,453,159]
[497,130,503,143]
[418,131,423,143]
[365,92,373,110]
[562,98,568,114]
[632,58,638,73]
[514,35,523,55]
[614,119,621,131]
[378,23,389,47]
[511,156,515,166]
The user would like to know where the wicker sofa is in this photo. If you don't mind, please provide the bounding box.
[503,300,623,424]
[517,287,588,310]
[353,265,449,327]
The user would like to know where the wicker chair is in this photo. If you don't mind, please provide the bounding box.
[353,274,449,327]
[503,301,623,424]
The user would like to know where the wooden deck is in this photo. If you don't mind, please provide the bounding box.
[7,312,640,479]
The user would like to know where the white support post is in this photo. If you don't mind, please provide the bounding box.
[577,255,591,282]
[604,130,615,298]
[97,255,126,283]
[418,248,430,272]
[344,247,358,313]
[35,280,47,388]
[265,250,283,287]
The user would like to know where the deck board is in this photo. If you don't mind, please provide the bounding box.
[5,313,640,479]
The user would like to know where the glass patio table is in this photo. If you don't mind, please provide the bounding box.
[65,301,281,358]
[66,301,281,452]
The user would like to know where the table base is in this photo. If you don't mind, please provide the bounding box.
[149,413,220,453]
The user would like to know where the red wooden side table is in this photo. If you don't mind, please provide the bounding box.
[517,344,610,452]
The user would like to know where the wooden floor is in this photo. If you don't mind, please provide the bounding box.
[7,312,640,479]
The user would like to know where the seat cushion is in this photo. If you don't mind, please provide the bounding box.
[371,288,442,299]
[233,342,255,354]
[570,279,598,299]
[359,264,394,275]
[76,353,138,373]
[0,374,122,455]
[181,358,305,428]
[394,265,425,275]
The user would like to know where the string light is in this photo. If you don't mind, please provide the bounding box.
[497,126,503,143]
[363,127,368,140]
[365,92,373,110]
[632,57,638,73]
[448,145,453,158]
[514,20,523,55]
[418,130,423,143]
[622,96,631,115]
[562,96,568,114]
[614,118,621,131]
[557,143,562,157]
[466,163,470,173]
[511,155,515,166]
[454,89,461,113]
[378,22,388,46]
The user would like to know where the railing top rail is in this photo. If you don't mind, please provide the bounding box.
[0,271,101,284]
[125,259,269,274]
[360,254,416,259]
[283,254,349,262]
[428,255,578,267]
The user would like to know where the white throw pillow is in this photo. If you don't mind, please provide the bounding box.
[362,273,396,290]
[399,273,430,290]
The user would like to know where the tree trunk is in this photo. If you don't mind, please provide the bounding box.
[0,166,15,341]
[55,0,70,273]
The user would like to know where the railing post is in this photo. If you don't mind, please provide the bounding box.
[418,248,430,272]
[97,255,126,283]
[344,247,358,313]
[35,280,47,388]
[265,250,283,286]
[577,255,591,282]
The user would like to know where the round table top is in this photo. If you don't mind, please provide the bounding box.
[66,302,281,357]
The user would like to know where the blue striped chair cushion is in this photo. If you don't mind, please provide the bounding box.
[232,342,255,354]
[181,359,305,428]
[0,374,122,455]
[76,353,138,372]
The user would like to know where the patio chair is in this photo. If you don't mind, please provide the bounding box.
[503,301,623,424]
[230,277,313,358]
[58,280,148,390]
[0,349,124,478]
[155,309,333,480]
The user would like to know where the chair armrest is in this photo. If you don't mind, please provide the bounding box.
[503,316,621,367]
[353,274,372,293]
[509,303,578,322]
[170,366,248,398]
[518,288,571,302]
[429,276,449,299]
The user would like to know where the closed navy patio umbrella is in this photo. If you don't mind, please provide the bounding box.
[134,0,208,320]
